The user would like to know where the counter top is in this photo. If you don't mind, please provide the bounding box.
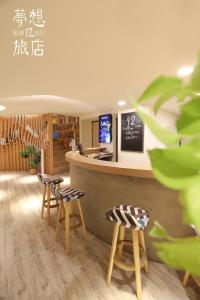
[65,151,153,178]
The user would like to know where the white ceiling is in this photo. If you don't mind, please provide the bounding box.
[0,0,200,116]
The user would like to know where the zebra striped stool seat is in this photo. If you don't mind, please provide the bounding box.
[51,184,87,255]
[38,174,64,185]
[51,185,85,201]
[105,205,149,230]
[106,205,150,300]
[38,174,64,225]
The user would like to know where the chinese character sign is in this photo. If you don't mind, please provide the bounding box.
[12,9,46,57]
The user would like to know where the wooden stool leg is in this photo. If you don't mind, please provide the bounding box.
[56,184,61,212]
[77,199,88,241]
[41,185,46,218]
[107,224,120,286]
[47,185,51,225]
[64,201,70,255]
[118,226,125,259]
[55,201,62,241]
[183,271,190,287]
[139,230,148,273]
[71,201,77,233]
[56,198,59,212]
[132,230,142,300]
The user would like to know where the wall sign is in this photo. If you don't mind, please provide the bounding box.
[12,9,46,57]
[121,112,144,152]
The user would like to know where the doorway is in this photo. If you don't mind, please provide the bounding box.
[92,121,99,147]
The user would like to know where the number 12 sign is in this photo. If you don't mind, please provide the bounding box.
[121,112,144,152]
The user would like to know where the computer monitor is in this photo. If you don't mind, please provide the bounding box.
[77,143,85,156]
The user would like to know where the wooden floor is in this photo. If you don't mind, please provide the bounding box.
[0,172,199,300]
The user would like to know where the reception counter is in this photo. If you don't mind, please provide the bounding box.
[65,151,192,261]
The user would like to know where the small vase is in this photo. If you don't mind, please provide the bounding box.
[30,168,37,175]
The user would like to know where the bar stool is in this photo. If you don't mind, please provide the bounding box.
[105,205,150,300]
[51,184,88,255]
[38,174,64,225]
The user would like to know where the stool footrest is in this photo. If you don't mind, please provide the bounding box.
[43,197,59,209]
[114,240,146,272]
[59,214,82,231]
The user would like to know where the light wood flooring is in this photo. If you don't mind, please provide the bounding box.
[0,172,199,300]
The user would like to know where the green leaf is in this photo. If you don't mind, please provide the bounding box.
[181,96,200,117]
[149,149,196,178]
[153,86,194,112]
[190,53,200,90]
[152,168,200,190]
[153,86,181,113]
[30,161,37,168]
[149,222,171,239]
[148,147,200,190]
[162,146,200,172]
[176,113,200,135]
[20,151,29,158]
[133,103,180,146]
[138,76,182,103]
[26,145,36,155]
[176,86,194,102]
[154,237,200,276]
[181,181,200,230]
[181,137,200,151]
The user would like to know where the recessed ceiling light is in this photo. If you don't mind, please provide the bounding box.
[118,100,126,106]
[177,66,194,77]
[0,105,6,111]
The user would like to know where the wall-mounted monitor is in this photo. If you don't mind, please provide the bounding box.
[99,114,112,144]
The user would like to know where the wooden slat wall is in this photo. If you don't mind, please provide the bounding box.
[0,114,53,173]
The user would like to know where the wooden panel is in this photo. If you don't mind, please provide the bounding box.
[0,114,52,173]
[0,114,80,174]
[52,114,80,174]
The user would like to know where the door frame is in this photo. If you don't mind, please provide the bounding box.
[92,120,99,147]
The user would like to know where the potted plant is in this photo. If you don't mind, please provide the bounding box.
[134,53,200,280]
[21,145,41,175]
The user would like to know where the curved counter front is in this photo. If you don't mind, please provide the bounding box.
[65,152,192,261]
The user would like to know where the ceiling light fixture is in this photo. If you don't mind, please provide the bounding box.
[0,105,6,112]
[118,100,127,106]
[177,66,194,77]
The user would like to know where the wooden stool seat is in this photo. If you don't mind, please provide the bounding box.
[105,205,150,300]
[51,184,88,255]
[38,174,64,186]
[38,174,64,224]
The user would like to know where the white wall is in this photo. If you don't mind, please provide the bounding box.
[80,107,177,168]
[118,107,177,169]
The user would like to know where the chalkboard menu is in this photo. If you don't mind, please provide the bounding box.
[121,112,144,152]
